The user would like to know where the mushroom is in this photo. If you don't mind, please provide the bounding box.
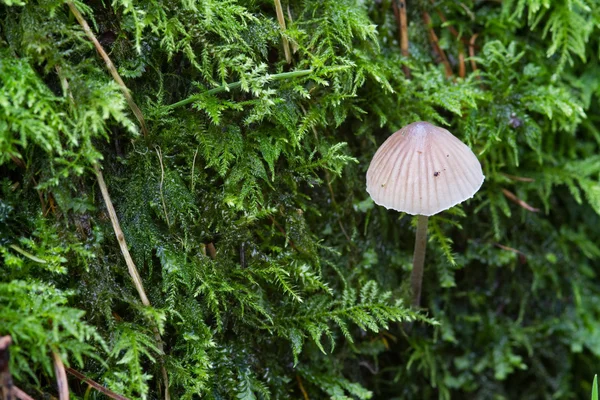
[366,121,484,306]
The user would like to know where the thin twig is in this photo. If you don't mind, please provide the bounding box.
[165,69,313,110]
[51,351,69,400]
[286,5,298,53]
[422,12,453,77]
[296,375,309,400]
[93,164,170,400]
[501,188,539,212]
[65,367,130,400]
[67,2,148,136]
[94,164,150,305]
[494,243,526,257]
[458,50,466,78]
[206,242,217,259]
[494,242,527,264]
[274,0,291,63]
[469,33,479,73]
[10,155,25,169]
[434,10,462,41]
[12,386,35,400]
[392,0,411,78]
[501,173,535,182]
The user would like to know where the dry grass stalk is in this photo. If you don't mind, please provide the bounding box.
[67,2,148,136]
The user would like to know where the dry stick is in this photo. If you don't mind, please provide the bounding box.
[274,0,291,63]
[398,0,409,58]
[392,0,411,78]
[435,10,462,42]
[501,173,535,182]
[93,164,171,400]
[94,164,150,305]
[296,375,309,400]
[469,33,479,73]
[66,367,130,400]
[51,351,69,400]
[12,386,35,400]
[286,5,299,53]
[458,50,466,78]
[206,242,217,259]
[67,2,148,137]
[501,188,539,212]
[410,215,429,307]
[422,12,453,78]
[494,243,526,257]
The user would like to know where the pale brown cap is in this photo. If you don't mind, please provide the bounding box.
[366,121,484,216]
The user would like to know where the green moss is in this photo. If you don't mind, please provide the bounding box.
[1,0,600,398]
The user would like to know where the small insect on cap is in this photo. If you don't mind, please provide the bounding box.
[366,121,484,216]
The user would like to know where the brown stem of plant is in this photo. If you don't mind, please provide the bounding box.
[67,2,148,136]
[422,12,453,78]
[435,10,462,41]
[411,215,429,307]
[12,386,35,400]
[392,0,411,78]
[296,375,309,400]
[501,173,535,182]
[66,367,130,400]
[206,242,217,259]
[274,0,291,63]
[458,50,466,78]
[286,5,298,53]
[94,164,150,305]
[93,164,170,400]
[501,188,539,212]
[52,351,69,400]
[494,243,526,257]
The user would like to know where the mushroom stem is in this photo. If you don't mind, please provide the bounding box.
[411,215,429,306]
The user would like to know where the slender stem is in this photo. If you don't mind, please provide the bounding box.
[67,2,148,136]
[9,244,47,264]
[392,0,411,78]
[52,350,69,400]
[66,367,131,400]
[411,215,429,307]
[94,163,170,400]
[274,0,291,63]
[165,69,313,110]
[398,0,409,59]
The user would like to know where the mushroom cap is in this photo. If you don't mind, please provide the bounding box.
[366,121,484,216]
